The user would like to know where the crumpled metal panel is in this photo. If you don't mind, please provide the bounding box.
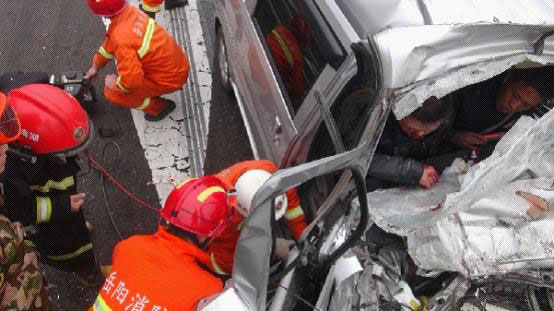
[428,276,470,311]
[336,0,554,38]
[328,267,381,311]
[360,111,554,277]
[410,176,554,277]
[370,23,554,118]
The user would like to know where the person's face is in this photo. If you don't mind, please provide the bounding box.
[496,79,542,114]
[398,116,443,140]
[0,144,7,173]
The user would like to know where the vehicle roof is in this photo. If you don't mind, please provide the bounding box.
[336,0,554,38]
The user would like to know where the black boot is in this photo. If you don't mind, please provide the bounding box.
[139,5,157,19]
[164,0,188,10]
[144,99,176,122]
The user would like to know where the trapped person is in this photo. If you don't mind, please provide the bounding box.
[0,92,52,310]
[85,0,190,122]
[90,177,231,311]
[2,84,104,286]
[367,96,454,191]
[208,160,308,276]
[450,67,554,150]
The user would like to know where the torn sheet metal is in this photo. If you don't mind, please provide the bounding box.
[427,276,470,311]
[327,264,381,311]
[326,254,416,311]
[368,20,554,119]
[360,110,554,277]
[391,54,554,119]
[409,176,554,277]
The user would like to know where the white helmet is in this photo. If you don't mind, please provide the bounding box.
[234,169,287,220]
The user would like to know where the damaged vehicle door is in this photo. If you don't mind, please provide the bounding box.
[211,0,554,310]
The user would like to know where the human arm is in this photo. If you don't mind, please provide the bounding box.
[3,178,77,226]
[110,45,145,94]
[450,131,487,150]
[368,153,425,186]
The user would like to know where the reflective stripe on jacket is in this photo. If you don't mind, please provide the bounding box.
[92,5,189,95]
[3,155,78,226]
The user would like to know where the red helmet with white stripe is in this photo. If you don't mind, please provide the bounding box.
[87,0,127,17]
[161,176,232,238]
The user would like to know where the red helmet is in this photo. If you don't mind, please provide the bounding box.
[0,93,21,144]
[8,84,92,156]
[161,176,232,238]
[88,0,127,17]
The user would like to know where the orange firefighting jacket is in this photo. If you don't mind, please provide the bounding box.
[90,227,222,311]
[93,5,189,95]
[266,25,305,105]
[208,160,307,275]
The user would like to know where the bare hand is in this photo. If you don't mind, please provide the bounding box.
[275,238,294,261]
[70,193,86,213]
[452,131,487,150]
[84,64,98,81]
[419,165,439,189]
[105,74,117,89]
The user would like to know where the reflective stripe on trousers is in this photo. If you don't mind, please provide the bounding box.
[136,97,151,111]
[47,243,93,261]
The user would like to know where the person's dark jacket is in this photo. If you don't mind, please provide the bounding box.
[1,155,79,225]
[452,73,522,134]
[366,111,454,191]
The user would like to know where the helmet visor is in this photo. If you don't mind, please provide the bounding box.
[0,103,20,144]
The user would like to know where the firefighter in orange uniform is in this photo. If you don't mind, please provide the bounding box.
[207,160,308,276]
[266,15,310,108]
[85,0,190,122]
[90,177,232,311]
[139,0,188,19]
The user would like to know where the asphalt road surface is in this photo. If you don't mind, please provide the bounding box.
[0,1,251,309]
